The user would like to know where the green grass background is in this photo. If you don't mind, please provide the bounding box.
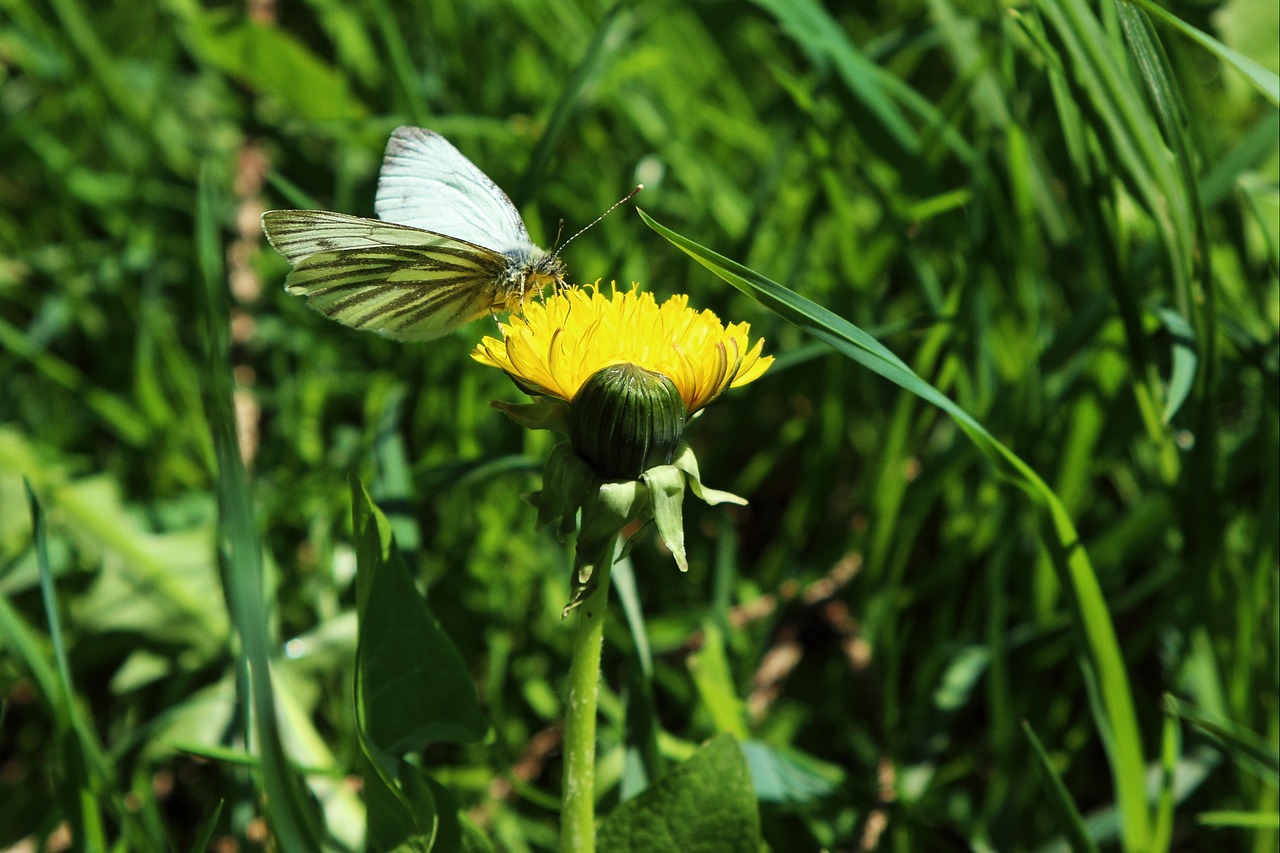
[1,0,1277,850]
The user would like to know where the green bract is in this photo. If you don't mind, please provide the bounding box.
[524,440,746,614]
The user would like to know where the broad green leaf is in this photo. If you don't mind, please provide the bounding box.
[357,719,432,853]
[641,209,1151,853]
[350,475,488,757]
[416,773,463,853]
[597,734,761,853]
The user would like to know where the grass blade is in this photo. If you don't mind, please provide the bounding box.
[1164,694,1280,786]
[640,208,1152,851]
[750,0,919,155]
[1024,721,1103,853]
[515,1,633,206]
[196,162,322,852]
[27,480,109,850]
[1125,0,1280,106]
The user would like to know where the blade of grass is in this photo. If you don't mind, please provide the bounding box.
[515,1,633,206]
[366,0,428,127]
[1018,2,1179,481]
[1199,112,1280,208]
[611,555,662,800]
[27,480,110,851]
[44,0,193,174]
[197,161,322,852]
[186,800,225,853]
[750,0,919,154]
[1116,0,1214,422]
[0,317,151,446]
[1164,694,1280,786]
[1151,704,1181,853]
[1024,721,1103,853]
[1125,0,1279,106]
[1197,811,1280,829]
[640,208,1152,851]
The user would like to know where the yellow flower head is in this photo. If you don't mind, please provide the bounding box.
[471,284,773,413]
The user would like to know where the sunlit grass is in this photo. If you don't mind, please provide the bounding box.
[1,0,1276,850]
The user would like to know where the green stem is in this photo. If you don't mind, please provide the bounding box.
[560,536,618,853]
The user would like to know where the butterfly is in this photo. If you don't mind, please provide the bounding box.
[261,127,567,341]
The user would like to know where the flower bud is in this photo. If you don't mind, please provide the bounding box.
[569,363,686,479]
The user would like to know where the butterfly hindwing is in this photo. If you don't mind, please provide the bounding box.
[262,209,517,341]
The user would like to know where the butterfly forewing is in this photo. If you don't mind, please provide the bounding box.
[375,127,531,251]
[262,209,519,341]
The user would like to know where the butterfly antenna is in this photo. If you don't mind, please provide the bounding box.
[551,218,567,252]
[551,185,644,259]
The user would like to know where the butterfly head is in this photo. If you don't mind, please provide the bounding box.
[530,250,568,292]
[499,246,568,312]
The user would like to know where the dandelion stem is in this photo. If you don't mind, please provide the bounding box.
[560,535,618,853]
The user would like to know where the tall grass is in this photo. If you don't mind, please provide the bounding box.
[1,0,1276,850]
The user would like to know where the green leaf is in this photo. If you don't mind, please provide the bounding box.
[641,209,1150,853]
[749,0,919,154]
[1153,305,1198,424]
[417,773,464,853]
[27,481,109,851]
[350,475,488,757]
[1124,0,1280,106]
[1116,3,1211,426]
[597,734,761,853]
[1031,0,1200,479]
[197,162,323,853]
[1164,694,1280,787]
[359,737,433,853]
[535,443,598,541]
[1197,811,1280,829]
[687,622,748,740]
[565,479,646,614]
[186,800,225,853]
[1024,722,1102,853]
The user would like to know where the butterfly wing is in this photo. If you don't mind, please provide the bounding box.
[375,127,533,252]
[262,209,517,341]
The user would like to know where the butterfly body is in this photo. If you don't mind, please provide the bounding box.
[262,127,564,341]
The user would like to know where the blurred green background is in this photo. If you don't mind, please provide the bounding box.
[1,0,1277,850]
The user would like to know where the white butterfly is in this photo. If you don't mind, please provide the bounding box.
[261,127,566,341]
